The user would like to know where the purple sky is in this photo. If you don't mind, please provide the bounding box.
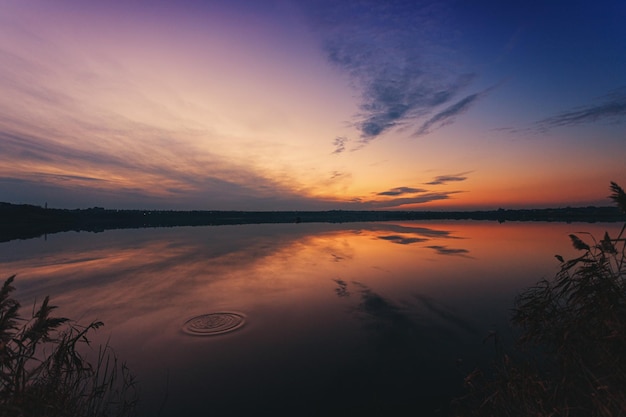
[1,0,625,210]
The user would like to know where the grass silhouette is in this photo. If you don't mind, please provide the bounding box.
[454,182,626,416]
[0,275,138,417]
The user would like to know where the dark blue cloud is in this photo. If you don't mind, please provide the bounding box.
[304,0,477,143]
[415,92,481,136]
[377,186,426,196]
[535,88,626,130]
[425,172,470,185]
[351,191,461,209]
[356,74,474,141]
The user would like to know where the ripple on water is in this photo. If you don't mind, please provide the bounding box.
[182,312,246,336]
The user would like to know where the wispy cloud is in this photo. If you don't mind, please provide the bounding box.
[415,92,483,136]
[425,172,470,186]
[305,1,476,144]
[352,177,470,208]
[331,136,348,154]
[0,122,319,209]
[0,30,328,210]
[377,186,426,196]
[535,87,626,130]
[347,191,461,210]
[354,73,473,142]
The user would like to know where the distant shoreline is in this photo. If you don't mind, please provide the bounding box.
[1,202,623,243]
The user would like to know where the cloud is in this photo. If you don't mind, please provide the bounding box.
[0,31,339,210]
[353,73,473,142]
[425,172,470,185]
[347,191,461,210]
[349,178,470,209]
[377,186,426,196]
[319,170,352,192]
[535,88,626,130]
[304,1,476,144]
[0,126,323,210]
[415,92,482,136]
[331,136,348,154]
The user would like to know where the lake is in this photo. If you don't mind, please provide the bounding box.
[1,220,620,416]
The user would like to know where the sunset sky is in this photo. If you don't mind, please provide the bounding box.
[1,0,625,210]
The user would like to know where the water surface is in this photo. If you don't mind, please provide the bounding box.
[1,221,619,416]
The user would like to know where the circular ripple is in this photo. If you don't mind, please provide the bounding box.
[182,312,246,336]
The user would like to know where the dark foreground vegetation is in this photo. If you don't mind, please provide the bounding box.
[0,201,622,242]
[0,276,137,417]
[454,182,626,417]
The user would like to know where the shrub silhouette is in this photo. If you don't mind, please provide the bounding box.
[0,276,138,417]
[455,182,626,417]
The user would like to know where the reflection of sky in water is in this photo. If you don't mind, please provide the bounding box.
[0,221,620,416]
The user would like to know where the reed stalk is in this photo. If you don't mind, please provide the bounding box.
[0,276,138,417]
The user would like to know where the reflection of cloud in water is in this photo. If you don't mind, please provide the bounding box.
[332,280,481,413]
[413,294,478,335]
[368,223,460,239]
[333,279,350,297]
[352,282,419,344]
[378,235,427,245]
[8,225,327,322]
[426,245,472,258]
[331,253,345,262]
[334,281,479,346]
[7,222,469,333]
[370,224,470,254]
[369,223,470,253]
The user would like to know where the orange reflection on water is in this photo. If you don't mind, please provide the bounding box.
[4,221,618,324]
[1,221,621,416]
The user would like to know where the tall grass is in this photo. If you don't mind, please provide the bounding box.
[0,276,138,417]
[455,182,626,417]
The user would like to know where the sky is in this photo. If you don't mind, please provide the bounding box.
[1,0,625,211]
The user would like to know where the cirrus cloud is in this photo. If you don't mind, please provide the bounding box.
[304,0,479,145]
[535,87,626,131]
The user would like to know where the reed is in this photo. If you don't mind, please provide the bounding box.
[0,276,138,417]
[454,182,626,416]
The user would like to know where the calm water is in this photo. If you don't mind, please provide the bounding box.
[1,221,620,416]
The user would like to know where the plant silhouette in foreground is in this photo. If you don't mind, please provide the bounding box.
[0,275,137,417]
[455,182,626,417]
